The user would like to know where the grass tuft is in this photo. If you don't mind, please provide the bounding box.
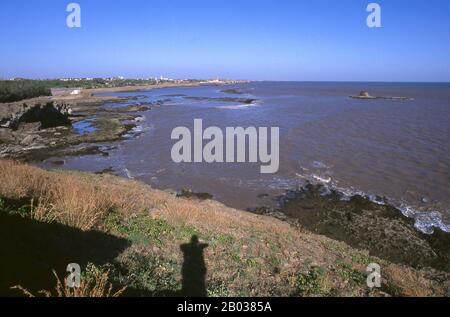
[12,264,125,297]
[293,267,326,296]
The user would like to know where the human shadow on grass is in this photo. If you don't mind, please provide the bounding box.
[144,235,209,298]
[180,235,209,297]
[0,212,130,297]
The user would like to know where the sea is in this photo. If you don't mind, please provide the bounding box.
[36,82,450,234]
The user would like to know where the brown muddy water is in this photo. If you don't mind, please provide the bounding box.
[36,82,450,234]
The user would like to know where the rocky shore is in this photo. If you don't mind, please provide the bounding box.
[0,96,132,160]
[251,184,450,273]
[0,82,209,161]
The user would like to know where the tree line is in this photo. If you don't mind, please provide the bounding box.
[0,80,52,103]
[1,78,202,103]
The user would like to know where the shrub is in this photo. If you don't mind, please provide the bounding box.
[0,80,51,103]
[294,267,326,296]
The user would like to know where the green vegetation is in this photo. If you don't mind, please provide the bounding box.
[207,281,231,297]
[42,78,161,90]
[111,252,180,295]
[0,80,51,103]
[336,262,366,285]
[0,197,32,218]
[0,78,203,103]
[294,267,326,296]
[105,213,174,247]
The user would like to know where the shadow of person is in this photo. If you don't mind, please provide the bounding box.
[180,235,209,297]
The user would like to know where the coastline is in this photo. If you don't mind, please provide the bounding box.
[1,159,449,297]
[3,80,448,242]
[252,184,450,273]
[1,81,449,297]
[0,81,238,160]
[84,81,204,95]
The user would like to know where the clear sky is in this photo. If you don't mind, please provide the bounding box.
[1,0,449,81]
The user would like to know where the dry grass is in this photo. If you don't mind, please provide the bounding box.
[0,160,160,230]
[1,159,449,297]
[12,265,126,298]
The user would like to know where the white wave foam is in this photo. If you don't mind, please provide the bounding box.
[216,101,260,110]
[399,206,450,234]
[134,115,146,122]
[312,175,332,184]
[295,170,450,235]
[123,168,134,179]
[123,122,154,139]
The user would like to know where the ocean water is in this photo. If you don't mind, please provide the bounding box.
[37,82,450,232]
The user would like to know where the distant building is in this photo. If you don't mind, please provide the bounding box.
[209,78,222,83]
[159,75,175,81]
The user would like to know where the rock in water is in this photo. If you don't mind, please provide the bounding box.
[349,91,375,99]
[359,91,371,98]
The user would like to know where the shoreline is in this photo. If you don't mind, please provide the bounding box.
[1,159,449,297]
[5,80,448,245]
[0,81,239,160]
[91,162,450,273]
[61,80,245,99]
[0,81,450,296]
[2,81,449,285]
[85,81,203,95]
[251,183,450,273]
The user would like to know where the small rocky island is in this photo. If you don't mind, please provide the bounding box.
[350,90,412,100]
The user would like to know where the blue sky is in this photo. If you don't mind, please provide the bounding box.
[1,0,449,81]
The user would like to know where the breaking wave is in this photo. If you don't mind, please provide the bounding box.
[215,100,261,110]
[294,170,450,235]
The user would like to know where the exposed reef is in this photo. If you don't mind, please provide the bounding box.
[251,184,450,273]
[350,91,413,100]
[0,95,147,161]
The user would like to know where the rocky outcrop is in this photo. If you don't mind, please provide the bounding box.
[252,184,450,273]
[350,91,377,99]
[0,95,143,160]
[0,101,72,130]
[359,91,372,98]
[350,91,412,100]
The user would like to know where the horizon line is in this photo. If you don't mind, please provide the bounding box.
[1,77,450,84]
